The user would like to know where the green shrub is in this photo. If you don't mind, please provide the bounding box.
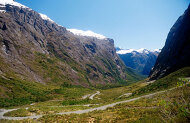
[0,76,53,108]
[0,97,31,107]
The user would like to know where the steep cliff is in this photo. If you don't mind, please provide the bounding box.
[0,1,139,88]
[149,4,190,80]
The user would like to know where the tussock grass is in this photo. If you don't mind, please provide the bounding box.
[37,83,190,123]
[133,67,190,96]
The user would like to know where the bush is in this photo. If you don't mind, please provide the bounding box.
[0,97,32,107]
[158,84,190,122]
[0,77,53,108]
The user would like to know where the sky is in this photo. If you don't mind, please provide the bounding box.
[17,0,189,50]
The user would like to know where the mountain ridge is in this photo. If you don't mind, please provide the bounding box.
[0,0,143,88]
[117,48,160,75]
[149,4,190,80]
[116,48,161,54]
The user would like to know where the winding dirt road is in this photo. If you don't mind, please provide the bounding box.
[1,78,189,121]
[82,91,100,100]
[0,87,178,120]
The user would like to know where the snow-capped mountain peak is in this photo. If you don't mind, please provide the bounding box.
[39,13,54,23]
[116,48,161,54]
[153,49,161,52]
[116,49,135,54]
[67,29,107,40]
[0,0,28,8]
[0,0,55,23]
[136,48,149,54]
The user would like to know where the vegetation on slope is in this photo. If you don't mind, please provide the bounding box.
[0,51,145,108]
[125,67,146,84]
[5,79,188,123]
[133,67,190,96]
[0,77,53,107]
[1,82,146,117]
[0,73,189,122]
[0,74,94,108]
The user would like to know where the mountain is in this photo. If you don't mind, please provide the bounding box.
[0,0,141,88]
[149,4,190,80]
[117,48,160,75]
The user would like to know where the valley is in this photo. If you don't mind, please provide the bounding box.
[0,0,190,123]
[0,73,189,122]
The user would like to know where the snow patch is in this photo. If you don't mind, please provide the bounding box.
[116,49,135,54]
[117,48,160,54]
[67,29,107,40]
[0,0,28,8]
[153,49,161,52]
[0,0,56,24]
[39,13,54,23]
[0,10,6,13]
[136,48,148,53]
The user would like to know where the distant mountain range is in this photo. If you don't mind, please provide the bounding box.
[149,4,190,80]
[116,48,161,75]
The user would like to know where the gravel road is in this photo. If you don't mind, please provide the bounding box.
[1,78,189,121]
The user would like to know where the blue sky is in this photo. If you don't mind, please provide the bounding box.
[17,0,189,50]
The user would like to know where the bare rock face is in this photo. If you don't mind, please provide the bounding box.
[0,3,131,87]
[149,4,190,80]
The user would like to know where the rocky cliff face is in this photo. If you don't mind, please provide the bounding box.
[149,4,190,80]
[117,48,160,75]
[0,1,134,87]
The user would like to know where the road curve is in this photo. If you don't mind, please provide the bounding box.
[2,77,190,121]
[89,91,100,100]
[0,87,177,120]
[82,91,100,100]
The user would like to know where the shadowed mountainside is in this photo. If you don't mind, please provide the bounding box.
[149,4,190,80]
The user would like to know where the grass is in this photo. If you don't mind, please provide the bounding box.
[0,72,189,122]
[54,87,95,99]
[0,76,54,108]
[0,52,145,108]
[94,82,147,104]
[3,105,90,117]
[1,82,147,118]
[132,67,190,96]
[37,83,190,123]
[62,99,90,106]
[0,75,95,108]
[4,109,31,117]
[125,67,146,84]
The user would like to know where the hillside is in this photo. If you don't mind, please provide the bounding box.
[0,0,143,89]
[1,1,189,122]
[149,4,190,80]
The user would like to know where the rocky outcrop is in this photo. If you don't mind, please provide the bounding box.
[0,2,134,87]
[149,4,190,80]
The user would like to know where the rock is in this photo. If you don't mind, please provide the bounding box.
[149,4,190,80]
[0,2,138,87]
